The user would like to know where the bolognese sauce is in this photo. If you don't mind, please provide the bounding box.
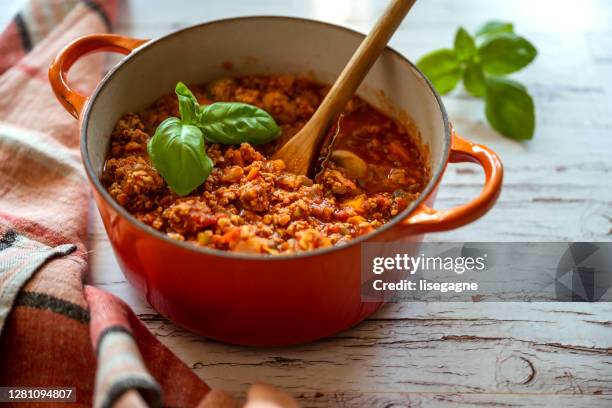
[102,75,429,254]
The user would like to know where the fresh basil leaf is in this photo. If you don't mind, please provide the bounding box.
[147,117,213,195]
[454,27,476,61]
[198,102,281,145]
[175,82,200,124]
[416,49,462,95]
[485,77,535,140]
[476,21,514,38]
[463,62,486,97]
[478,32,537,75]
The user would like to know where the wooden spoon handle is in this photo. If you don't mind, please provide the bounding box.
[309,0,416,132]
[272,0,416,176]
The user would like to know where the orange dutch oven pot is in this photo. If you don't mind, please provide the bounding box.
[49,17,502,346]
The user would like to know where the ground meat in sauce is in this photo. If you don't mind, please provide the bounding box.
[102,75,429,254]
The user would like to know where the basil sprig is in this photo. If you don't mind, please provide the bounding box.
[417,21,537,140]
[147,82,281,195]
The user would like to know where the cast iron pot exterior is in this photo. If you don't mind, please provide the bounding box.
[49,17,503,346]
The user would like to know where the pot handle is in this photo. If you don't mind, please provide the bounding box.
[401,130,503,233]
[49,34,149,119]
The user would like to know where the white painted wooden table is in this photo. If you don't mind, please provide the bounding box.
[81,0,612,406]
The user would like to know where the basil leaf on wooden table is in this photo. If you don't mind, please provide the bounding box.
[454,27,476,61]
[485,77,535,140]
[416,49,462,95]
[475,21,514,38]
[417,21,537,141]
[148,117,213,196]
[478,32,537,75]
[198,102,281,145]
[463,62,486,97]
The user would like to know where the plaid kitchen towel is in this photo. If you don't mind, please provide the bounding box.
[0,1,299,407]
[0,0,211,406]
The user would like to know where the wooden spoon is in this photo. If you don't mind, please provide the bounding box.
[272,0,417,175]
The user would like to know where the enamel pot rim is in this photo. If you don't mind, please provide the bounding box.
[80,15,451,261]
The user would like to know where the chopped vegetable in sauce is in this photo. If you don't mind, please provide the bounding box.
[102,75,429,254]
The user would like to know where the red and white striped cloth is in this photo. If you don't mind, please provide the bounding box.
[0,1,298,407]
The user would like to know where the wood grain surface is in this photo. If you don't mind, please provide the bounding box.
[89,0,612,406]
[4,0,608,406]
